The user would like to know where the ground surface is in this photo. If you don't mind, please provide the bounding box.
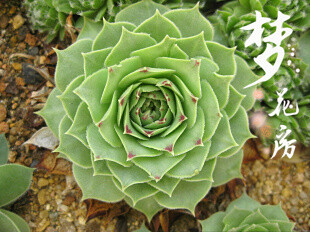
[0,1,309,231]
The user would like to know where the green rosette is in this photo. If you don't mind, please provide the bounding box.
[38,0,258,220]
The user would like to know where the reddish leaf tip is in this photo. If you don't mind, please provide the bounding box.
[165,144,173,152]
[191,95,197,103]
[125,125,132,134]
[195,139,202,145]
[139,67,149,73]
[179,114,186,122]
[128,152,135,159]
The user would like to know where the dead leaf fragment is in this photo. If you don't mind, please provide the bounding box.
[23,127,58,150]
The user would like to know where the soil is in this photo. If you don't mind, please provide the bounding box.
[0,1,309,232]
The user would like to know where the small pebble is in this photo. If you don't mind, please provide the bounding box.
[12,15,24,30]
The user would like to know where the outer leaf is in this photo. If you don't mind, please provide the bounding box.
[226,193,261,213]
[0,209,30,232]
[36,88,66,138]
[115,0,170,26]
[73,164,124,202]
[200,212,226,232]
[134,10,181,42]
[54,39,92,92]
[92,20,136,51]
[231,55,259,111]
[155,180,212,214]
[176,32,212,59]
[220,106,254,158]
[156,57,201,97]
[125,196,164,222]
[77,17,103,41]
[58,75,84,120]
[0,164,34,207]
[206,41,236,76]
[0,134,9,165]
[54,116,92,168]
[164,4,213,41]
[83,48,112,78]
[212,150,243,187]
[207,111,238,159]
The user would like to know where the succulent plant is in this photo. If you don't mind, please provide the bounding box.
[38,0,258,220]
[200,193,295,231]
[209,0,310,146]
[0,134,33,232]
[23,0,192,43]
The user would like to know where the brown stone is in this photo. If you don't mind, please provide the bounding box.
[12,15,24,30]
[0,104,6,122]
[0,121,9,134]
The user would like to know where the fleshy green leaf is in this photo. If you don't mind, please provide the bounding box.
[115,125,162,159]
[231,55,259,111]
[224,86,245,118]
[147,176,180,196]
[226,193,261,213]
[0,209,30,232]
[156,57,201,97]
[174,107,205,155]
[36,88,66,138]
[105,28,156,67]
[207,111,238,159]
[134,10,181,42]
[139,123,186,155]
[206,41,236,76]
[83,47,112,78]
[77,17,103,41]
[74,69,108,124]
[167,141,211,178]
[155,180,212,214]
[199,80,221,142]
[87,124,129,167]
[107,161,152,190]
[132,153,185,181]
[200,57,234,109]
[176,32,212,59]
[131,36,177,67]
[220,106,254,158]
[0,164,34,207]
[58,75,84,120]
[212,150,243,187]
[66,102,92,147]
[115,0,170,26]
[73,164,124,202]
[164,4,213,41]
[200,212,226,232]
[54,116,92,168]
[54,39,92,92]
[0,134,9,165]
[92,20,136,51]
[125,196,164,222]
